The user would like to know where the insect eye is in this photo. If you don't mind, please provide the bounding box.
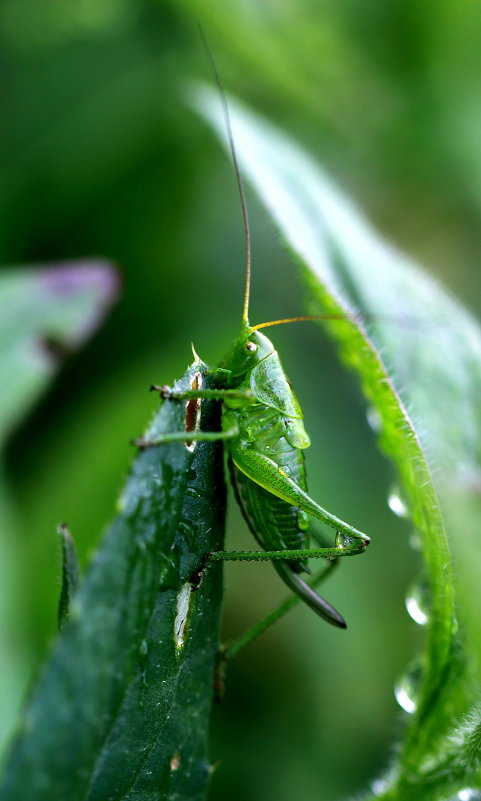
[245,341,257,352]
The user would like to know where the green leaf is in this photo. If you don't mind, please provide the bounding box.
[0,361,226,801]
[0,260,119,760]
[192,86,481,799]
[0,261,119,447]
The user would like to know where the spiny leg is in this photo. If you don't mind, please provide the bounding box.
[209,538,368,562]
[209,528,365,628]
[209,475,369,563]
[210,510,360,631]
[232,445,370,545]
[223,531,340,659]
[151,384,254,402]
[133,384,253,447]
[133,425,239,448]
[270,526,347,627]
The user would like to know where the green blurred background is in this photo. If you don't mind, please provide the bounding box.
[2,1,481,798]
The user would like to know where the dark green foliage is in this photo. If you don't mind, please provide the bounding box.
[0,261,119,762]
[3,10,481,795]
[0,362,226,801]
[194,88,481,799]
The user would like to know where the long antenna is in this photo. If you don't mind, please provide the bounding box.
[199,27,252,324]
[249,312,417,333]
[249,315,357,332]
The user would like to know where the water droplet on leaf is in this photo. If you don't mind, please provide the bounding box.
[405,579,430,626]
[335,531,365,550]
[335,531,354,549]
[394,659,422,715]
[394,660,423,714]
[408,531,421,551]
[387,487,409,518]
[366,406,382,432]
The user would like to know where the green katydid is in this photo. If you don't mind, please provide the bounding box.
[141,61,371,630]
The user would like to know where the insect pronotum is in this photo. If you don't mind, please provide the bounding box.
[144,41,370,629]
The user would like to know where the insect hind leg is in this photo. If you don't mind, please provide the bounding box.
[232,446,370,545]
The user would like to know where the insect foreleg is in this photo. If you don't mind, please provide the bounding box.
[151,384,254,403]
[133,425,239,448]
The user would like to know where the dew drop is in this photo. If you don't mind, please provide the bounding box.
[366,406,382,433]
[335,531,365,550]
[387,487,409,518]
[405,579,430,626]
[140,639,149,656]
[335,531,354,549]
[408,531,421,551]
[394,682,416,714]
[394,660,422,714]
